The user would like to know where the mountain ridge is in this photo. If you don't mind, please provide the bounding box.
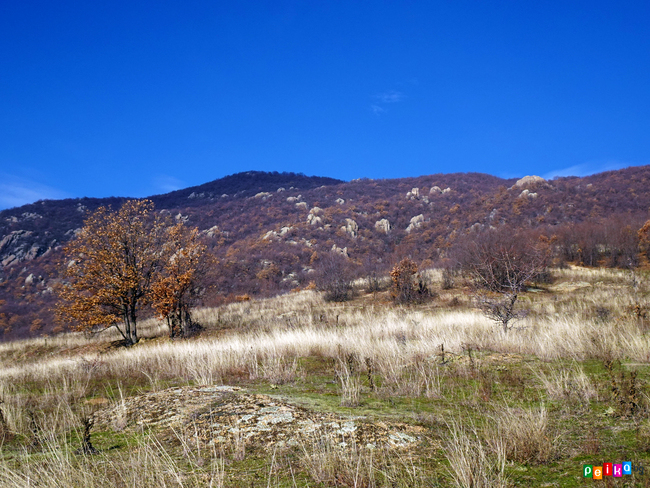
[1,166,649,340]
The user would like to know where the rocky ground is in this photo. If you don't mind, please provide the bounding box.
[91,385,425,453]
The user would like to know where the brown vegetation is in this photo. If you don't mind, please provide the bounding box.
[55,200,207,345]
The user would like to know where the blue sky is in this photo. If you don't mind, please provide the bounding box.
[1,1,649,209]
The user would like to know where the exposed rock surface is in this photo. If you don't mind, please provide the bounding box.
[513,175,545,188]
[406,214,425,233]
[0,230,45,267]
[341,218,358,238]
[406,188,420,200]
[91,386,422,451]
[331,244,349,257]
[374,219,391,234]
[519,189,538,199]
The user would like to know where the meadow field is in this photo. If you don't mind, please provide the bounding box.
[1,266,649,487]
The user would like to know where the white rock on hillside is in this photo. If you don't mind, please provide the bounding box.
[406,214,425,233]
[374,219,391,234]
[331,244,349,257]
[514,175,545,188]
[341,218,358,238]
[519,189,538,199]
[307,214,322,226]
[203,226,221,238]
[406,188,420,200]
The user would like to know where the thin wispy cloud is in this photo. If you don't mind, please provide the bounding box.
[370,90,406,115]
[543,160,639,179]
[152,175,186,194]
[0,173,69,210]
[375,90,405,103]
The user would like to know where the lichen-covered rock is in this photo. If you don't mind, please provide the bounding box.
[91,386,422,452]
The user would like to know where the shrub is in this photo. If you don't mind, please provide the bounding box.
[390,258,432,304]
[314,252,355,302]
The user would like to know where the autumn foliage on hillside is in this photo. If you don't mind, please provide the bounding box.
[1,167,650,340]
[55,200,208,345]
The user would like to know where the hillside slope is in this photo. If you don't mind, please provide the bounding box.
[1,166,649,339]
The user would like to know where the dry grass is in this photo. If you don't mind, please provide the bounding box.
[487,405,557,464]
[1,266,650,485]
[443,420,509,488]
[535,363,598,404]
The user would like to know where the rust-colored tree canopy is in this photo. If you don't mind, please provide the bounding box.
[639,220,650,266]
[151,223,209,338]
[56,200,206,345]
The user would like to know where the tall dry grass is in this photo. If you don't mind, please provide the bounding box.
[0,267,648,486]
[1,265,649,398]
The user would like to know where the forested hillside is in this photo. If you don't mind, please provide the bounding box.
[1,166,649,340]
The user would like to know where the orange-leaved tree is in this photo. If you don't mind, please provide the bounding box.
[56,199,169,345]
[639,220,650,266]
[151,223,209,338]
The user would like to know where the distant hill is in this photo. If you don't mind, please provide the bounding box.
[1,166,649,340]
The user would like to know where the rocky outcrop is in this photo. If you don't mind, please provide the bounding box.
[307,207,323,226]
[513,175,545,188]
[0,230,45,267]
[341,218,358,238]
[331,244,349,257]
[519,189,538,199]
[203,225,221,238]
[374,219,391,234]
[406,214,425,233]
[91,386,420,452]
[406,188,420,200]
[429,186,451,195]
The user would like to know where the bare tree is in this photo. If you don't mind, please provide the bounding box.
[313,251,356,302]
[456,226,550,332]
